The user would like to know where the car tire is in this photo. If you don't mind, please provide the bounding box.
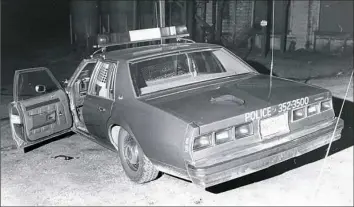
[117,128,159,184]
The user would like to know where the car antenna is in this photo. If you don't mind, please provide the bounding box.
[267,0,275,100]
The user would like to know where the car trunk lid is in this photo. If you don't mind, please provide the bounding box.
[141,74,329,131]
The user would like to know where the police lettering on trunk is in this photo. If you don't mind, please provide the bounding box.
[245,97,310,122]
[245,107,272,122]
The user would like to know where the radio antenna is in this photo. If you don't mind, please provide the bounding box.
[267,0,275,100]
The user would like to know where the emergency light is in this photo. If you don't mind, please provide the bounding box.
[95,26,189,48]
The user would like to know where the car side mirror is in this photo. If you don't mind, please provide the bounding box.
[35,85,46,94]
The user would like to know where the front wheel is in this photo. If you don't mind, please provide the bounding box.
[117,129,159,184]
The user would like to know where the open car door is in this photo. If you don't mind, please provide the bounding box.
[8,67,73,149]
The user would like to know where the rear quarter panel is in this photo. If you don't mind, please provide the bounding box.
[110,99,193,169]
[108,60,194,170]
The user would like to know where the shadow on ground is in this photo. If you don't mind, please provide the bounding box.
[246,60,278,77]
[207,97,353,193]
[23,132,75,153]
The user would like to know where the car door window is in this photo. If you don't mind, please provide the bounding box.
[77,62,96,94]
[89,61,116,99]
[17,69,60,101]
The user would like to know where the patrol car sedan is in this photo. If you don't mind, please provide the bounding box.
[9,26,344,188]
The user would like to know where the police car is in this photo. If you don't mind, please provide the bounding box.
[9,26,344,188]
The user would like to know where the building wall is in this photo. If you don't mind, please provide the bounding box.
[287,0,353,52]
[318,1,353,33]
[204,0,253,44]
[205,1,212,25]
[288,0,313,49]
[253,0,320,51]
[252,0,352,53]
[287,0,321,50]
[232,0,253,43]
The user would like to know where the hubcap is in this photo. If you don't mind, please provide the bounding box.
[123,136,139,171]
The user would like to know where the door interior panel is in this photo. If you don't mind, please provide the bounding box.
[30,110,56,130]
[19,90,72,142]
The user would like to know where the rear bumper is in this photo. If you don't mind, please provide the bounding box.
[187,118,344,188]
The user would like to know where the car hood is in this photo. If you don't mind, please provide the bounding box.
[141,74,329,126]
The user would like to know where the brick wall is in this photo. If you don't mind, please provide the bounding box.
[252,0,320,51]
[308,0,321,49]
[204,0,351,53]
[232,0,253,44]
[288,0,310,49]
[288,0,320,50]
[254,0,322,51]
[205,0,253,43]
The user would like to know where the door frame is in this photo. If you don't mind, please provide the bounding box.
[66,58,99,131]
[67,59,99,88]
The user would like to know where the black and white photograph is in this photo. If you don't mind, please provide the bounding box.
[1,0,353,205]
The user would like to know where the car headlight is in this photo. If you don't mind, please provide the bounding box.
[321,100,332,112]
[215,128,233,145]
[293,107,306,121]
[235,123,253,139]
[307,103,319,116]
[193,134,212,151]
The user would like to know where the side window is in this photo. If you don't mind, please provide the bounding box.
[78,63,96,80]
[77,62,96,94]
[90,62,116,99]
[17,69,60,101]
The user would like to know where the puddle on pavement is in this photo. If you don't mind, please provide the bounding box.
[51,155,79,161]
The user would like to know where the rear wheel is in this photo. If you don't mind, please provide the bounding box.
[117,128,159,184]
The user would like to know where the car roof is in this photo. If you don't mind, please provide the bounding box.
[102,42,222,61]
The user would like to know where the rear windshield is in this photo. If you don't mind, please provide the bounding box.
[129,48,254,96]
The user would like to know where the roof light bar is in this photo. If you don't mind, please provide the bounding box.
[94,26,190,48]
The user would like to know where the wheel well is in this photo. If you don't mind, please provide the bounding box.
[109,124,121,151]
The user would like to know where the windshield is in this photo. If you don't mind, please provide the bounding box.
[129,48,255,96]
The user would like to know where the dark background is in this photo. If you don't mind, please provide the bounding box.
[1,0,70,48]
[1,0,75,93]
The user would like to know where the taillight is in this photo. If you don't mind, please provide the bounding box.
[291,98,332,122]
[292,108,306,121]
[320,100,332,112]
[193,134,212,151]
[235,123,253,139]
[215,128,233,145]
[192,123,254,151]
[307,103,320,117]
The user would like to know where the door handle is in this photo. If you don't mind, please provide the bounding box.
[98,106,106,112]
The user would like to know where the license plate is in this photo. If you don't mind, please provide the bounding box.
[260,113,290,138]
